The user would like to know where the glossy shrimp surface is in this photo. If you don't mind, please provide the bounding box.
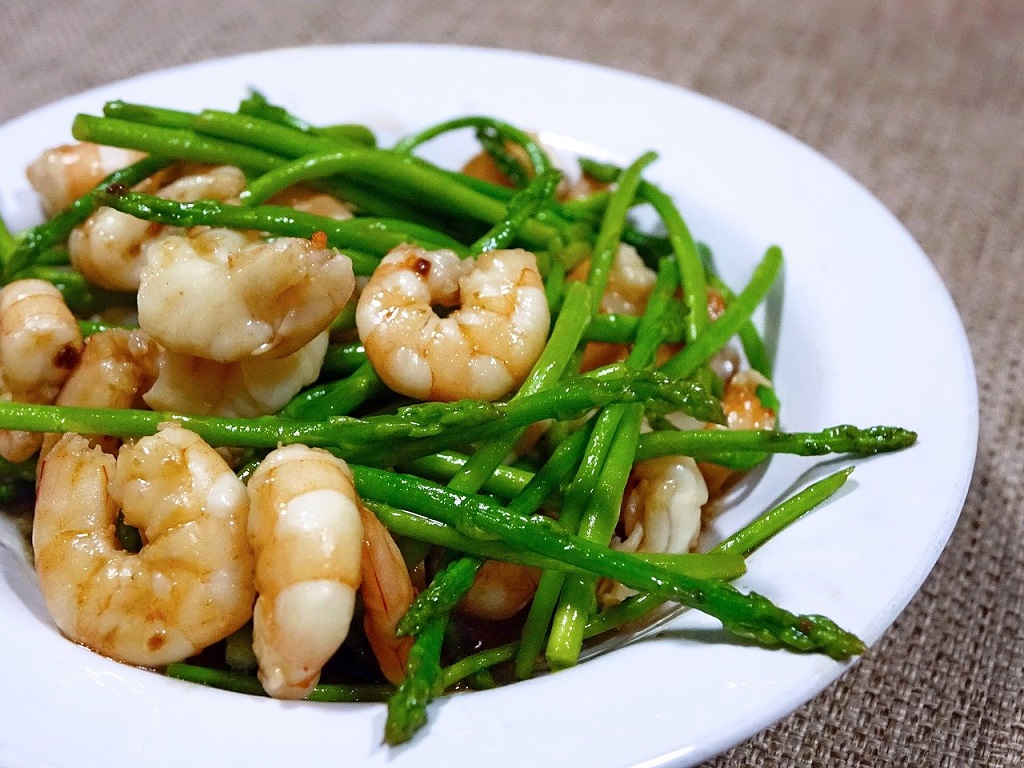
[603,455,709,605]
[38,328,158,461]
[246,444,364,699]
[358,504,416,685]
[67,164,246,291]
[32,425,255,667]
[356,244,549,401]
[0,279,83,462]
[138,227,355,362]
[142,331,329,418]
[459,560,541,622]
[618,456,709,555]
[25,141,145,216]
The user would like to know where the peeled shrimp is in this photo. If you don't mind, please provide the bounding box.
[356,244,549,402]
[722,369,777,431]
[459,560,541,621]
[67,164,246,292]
[0,280,84,462]
[142,331,329,418]
[602,456,709,605]
[138,227,354,362]
[32,426,255,667]
[567,243,656,316]
[246,444,363,699]
[25,142,145,217]
[358,505,415,685]
[269,186,354,220]
[38,328,158,461]
[618,456,709,555]
[568,244,658,371]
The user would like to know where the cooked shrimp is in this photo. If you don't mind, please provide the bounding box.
[697,369,779,499]
[138,227,355,362]
[247,444,363,699]
[602,455,709,605]
[269,186,354,220]
[568,243,656,316]
[32,426,255,667]
[619,456,709,555]
[39,328,158,461]
[25,142,146,217]
[358,505,415,685]
[68,164,246,291]
[142,331,328,418]
[458,560,541,621]
[722,369,777,431]
[569,244,658,371]
[0,280,83,462]
[356,244,549,401]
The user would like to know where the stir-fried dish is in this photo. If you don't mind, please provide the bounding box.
[0,93,916,745]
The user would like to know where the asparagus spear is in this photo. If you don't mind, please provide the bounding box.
[383,280,594,742]
[350,465,866,660]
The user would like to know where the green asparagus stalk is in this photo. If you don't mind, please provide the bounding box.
[385,615,447,745]
[238,148,559,251]
[470,169,562,253]
[585,151,657,309]
[92,188,465,270]
[166,663,392,702]
[544,258,680,669]
[583,467,856,638]
[634,424,917,462]
[660,245,783,380]
[393,115,554,179]
[350,465,866,660]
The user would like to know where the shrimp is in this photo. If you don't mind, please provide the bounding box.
[698,369,779,499]
[358,505,415,685]
[458,560,541,621]
[32,425,255,667]
[269,186,354,220]
[68,164,246,291]
[356,244,549,402]
[25,142,145,216]
[567,243,656,316]
[138,227,355,362]
[568,244,658,371]
[246,444,363,699]
[722,369,777,431]
[142,331,329,418]
[602,455,709,605]
[38,328,158,461]
[0,279,84,462]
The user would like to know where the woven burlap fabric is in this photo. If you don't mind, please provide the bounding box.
[1,1,1020,765]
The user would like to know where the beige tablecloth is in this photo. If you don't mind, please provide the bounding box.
[1,1,1020,765]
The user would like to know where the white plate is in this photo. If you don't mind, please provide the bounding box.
[0,45,977,768]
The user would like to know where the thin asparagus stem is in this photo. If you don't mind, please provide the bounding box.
[351,466,866,660]
[365,500,745,582]
[545,259,679,669]
[583,467,857,638]
[239,148,559,250]
[393,116,554,178]
[385,615,447,745]
[165,663,393,702]
[585,152,658,309]
[93,187,465,270]
[660,246,783,380]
